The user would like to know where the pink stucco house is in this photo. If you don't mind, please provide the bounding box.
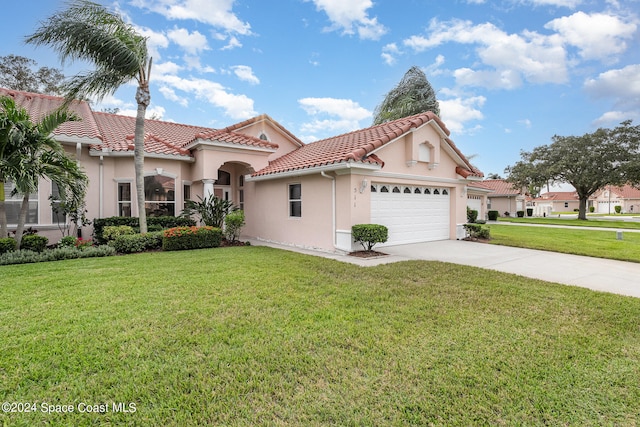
[2,88,484,252]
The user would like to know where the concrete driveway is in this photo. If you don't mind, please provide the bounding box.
[380,240,640,298]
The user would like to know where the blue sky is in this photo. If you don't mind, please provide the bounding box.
[2,0,639,178]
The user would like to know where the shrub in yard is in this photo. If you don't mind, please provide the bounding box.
[526,208,533,217]
[589,206,595,213]
[464,223,491,240]
[488,210,499,221]
[162,226,222,251]
[615,205,622,214]
[93,216,195,244]
[58,235,77,248]
[352,224,388,251]
[467,207,478,223]
[111,232,163,254]
[102,225,135,243]
[20,235,48,252]
[0,245,115,266]
[224,210,245,242]
[0,237,16,254]
[517,210,525,217]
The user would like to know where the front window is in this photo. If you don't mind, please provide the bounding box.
[289,183,301,217]
[51,182,66,224]
[3,180,38,225]
[118,182,132,217]
[145,175,175,217]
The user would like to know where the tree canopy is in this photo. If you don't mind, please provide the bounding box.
[26,0,152,232]
[505,121,640,220]
[373,66,440,125]
[0,55,65,95]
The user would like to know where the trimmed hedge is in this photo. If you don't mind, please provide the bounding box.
[93,216,196,244]
[20,235,49,253]
[102,225,135,242]
[352,224,388,251]
[111,232,164,254]
[162,226,222,251]
[488,210,499,221]
[0,237,17,254]
[0,245,116,266]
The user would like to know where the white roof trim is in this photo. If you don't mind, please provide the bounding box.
[184,138,276,153]
[89,149,195,163]
[247,161,380,182]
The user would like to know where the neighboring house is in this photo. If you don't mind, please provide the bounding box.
[468,179,525,217]
[591,185,640,214]
[1,88,483,252]
[528,191,580,216]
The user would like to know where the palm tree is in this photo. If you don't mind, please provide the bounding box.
[26,0,152,232]
[0,96,31,238]
[0,96,87,248]
[373,66,440,125]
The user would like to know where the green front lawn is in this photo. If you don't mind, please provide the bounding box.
[489,224,640,262]
[2,247,640,425]
[498,216,640,230]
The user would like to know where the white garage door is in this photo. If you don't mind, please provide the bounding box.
[371,183,450,246]
[598,201,621,213]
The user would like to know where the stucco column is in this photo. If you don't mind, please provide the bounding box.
[203,179,215,198]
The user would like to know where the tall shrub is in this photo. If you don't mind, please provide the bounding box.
[352,224,388,251]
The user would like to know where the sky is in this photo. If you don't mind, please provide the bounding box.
[2,0,639,179]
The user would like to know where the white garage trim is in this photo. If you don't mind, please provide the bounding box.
[371,183,450,246]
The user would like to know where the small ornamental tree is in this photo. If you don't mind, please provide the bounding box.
[352,224,388,251]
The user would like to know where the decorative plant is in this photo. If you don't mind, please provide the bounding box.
[224,210,245,243]
[467,207,478,223]
[181,195,238,228]
[352,224,388,251]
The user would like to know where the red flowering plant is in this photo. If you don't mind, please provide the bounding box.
[162,226,221,251]
[74,237,93,249]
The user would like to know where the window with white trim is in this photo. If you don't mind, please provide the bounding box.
[289,183,301,217]
[3,180,38,225]
[145,174,175,217]
[118,182,132,217]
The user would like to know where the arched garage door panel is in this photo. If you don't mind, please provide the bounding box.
[371,184,450,246]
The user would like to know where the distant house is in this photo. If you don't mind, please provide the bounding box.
[529,191,580,216]
[591,185,640,214]
[468,179,525,217]
[2,87,483,251]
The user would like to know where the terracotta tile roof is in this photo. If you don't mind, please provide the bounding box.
[92,112,212,158]
[535,191,579,201]
[222,113,303,147]
[193,128,279,150]
[0,88,102,142]
[607,184,640,199]
[468,179,522,195]
[253,112,481,177]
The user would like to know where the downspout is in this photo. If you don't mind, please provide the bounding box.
[99,155,104,218]
[320,171,337,249]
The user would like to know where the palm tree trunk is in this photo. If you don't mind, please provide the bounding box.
[134,85,149,234]
[0,180,7,238]
[15,193,30,249]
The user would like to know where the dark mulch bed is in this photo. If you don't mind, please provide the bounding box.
[348,250,388,258]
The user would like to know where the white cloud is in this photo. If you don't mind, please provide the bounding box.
[167,27,210,55]
[156,74,256,119]
[307,0,387,40]
[159,86,189,107]
[132,0,251,35]
[381,43,400,66]
[524,0,582,7]
[584,64,640,100]
[116,105,168,120]
[135,26,169,60]
[231,65,260,85]
[153,61,183,76]
[545,12,637,60]
[220,36,242,50]
[298,97,372,139]
[438,96,486,134]
[584,64,640,122]
[404,19,568,88]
